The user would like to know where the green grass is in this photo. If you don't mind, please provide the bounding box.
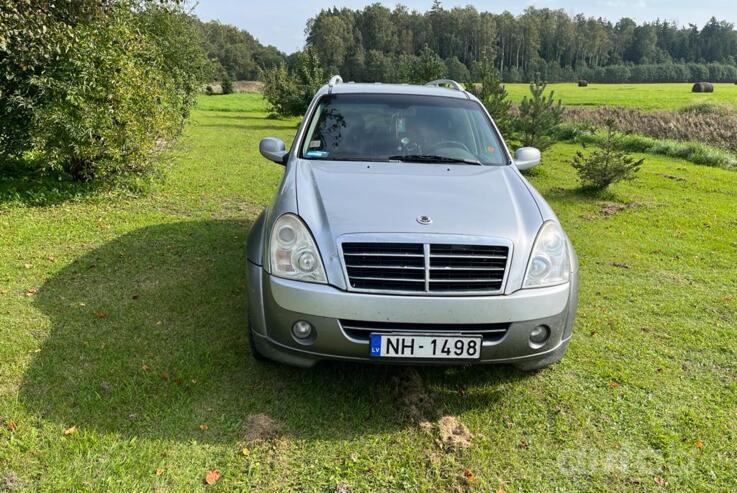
[1,92,736,492]
[505,83,737,109]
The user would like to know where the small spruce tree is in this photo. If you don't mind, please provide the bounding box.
[221,74,234,94]
[515,80,564,151]
[473,54,511,134]
[570,120,644,190]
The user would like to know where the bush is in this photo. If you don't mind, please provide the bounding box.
[570,120,644,190]
[221,74,234,94]
[0,1,207,181]
[205,85,214,96]
[515,81,564,152]
[262,46,325,117]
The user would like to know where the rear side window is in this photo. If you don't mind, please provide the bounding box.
[300,93,508,165]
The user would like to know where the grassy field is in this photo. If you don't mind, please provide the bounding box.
[1,93,736,492]
[505,82,737,109]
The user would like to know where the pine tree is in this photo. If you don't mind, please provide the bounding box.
[570,120,644,190]
[515,80,564,151]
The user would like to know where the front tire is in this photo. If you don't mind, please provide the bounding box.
[513,339,570,372]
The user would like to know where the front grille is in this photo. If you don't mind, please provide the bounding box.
[340,319,509,342]
[341,242,509,294]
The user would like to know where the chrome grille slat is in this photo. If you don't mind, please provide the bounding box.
[341,241,509,294]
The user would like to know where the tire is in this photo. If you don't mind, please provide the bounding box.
[248,319,270,363]
[513,339,570,372]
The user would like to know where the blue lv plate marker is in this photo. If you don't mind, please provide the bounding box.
[370,335,382,357]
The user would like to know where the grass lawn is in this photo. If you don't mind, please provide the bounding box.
[505,82,737,110]
[1,93,736,492]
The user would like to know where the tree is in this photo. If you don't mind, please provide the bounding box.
[570,120,644,190]
[515,81,564,151]
[221,74,234,94]
[413,46,446,83]
[472,55,511,134]
[262,46,325,117]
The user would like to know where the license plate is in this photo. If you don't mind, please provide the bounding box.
[369,333,482,360]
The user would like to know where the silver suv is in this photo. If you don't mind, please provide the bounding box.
[247,77,578,370]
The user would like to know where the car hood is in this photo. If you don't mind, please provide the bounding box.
[295,160,545,291]
[297,160,542,236]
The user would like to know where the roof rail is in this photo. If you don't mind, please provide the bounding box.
[327,75,343,93]
[425,79,464,91]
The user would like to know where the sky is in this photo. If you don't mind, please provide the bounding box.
[194,0,737,54]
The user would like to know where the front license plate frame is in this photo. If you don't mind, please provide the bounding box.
[369,333,482,360]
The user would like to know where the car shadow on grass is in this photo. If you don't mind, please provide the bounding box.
[20,219,530,443]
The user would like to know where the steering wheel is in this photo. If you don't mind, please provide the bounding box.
[427,140,471,154]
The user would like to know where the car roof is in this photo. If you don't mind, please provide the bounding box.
[316,82,473,100]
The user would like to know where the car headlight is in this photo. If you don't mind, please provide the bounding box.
[269,213,327,283]
[523,221,570,288]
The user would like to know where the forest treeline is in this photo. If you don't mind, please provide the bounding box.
[203,1,737,84]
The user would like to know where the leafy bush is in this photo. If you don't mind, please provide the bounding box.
[262,46,325,117]
[0,1,208,181]
[570,121,644,190]
[515,81,564,151]
[205,85,214,96]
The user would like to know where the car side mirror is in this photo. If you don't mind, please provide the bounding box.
[513,147,541,171]
[259,137,288,165]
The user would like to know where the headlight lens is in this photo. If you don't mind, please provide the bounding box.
[269,214,327,283]
[523,221,570,288]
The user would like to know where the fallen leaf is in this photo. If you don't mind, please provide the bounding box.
[141,364,151,371]
[609,381,621,389]
[655,475,667,487]
[47,256,56,262]
[496,486,507,493]
[241,447,250,457]
[23,263,32,269]
[694,440,703,449]
[191,379,198,384]
[199,423,209,431]
[462,468,475,482]
[159,371,169,381]
[63,426,77,435]
[155,468,164,476]
[25,288,38,297]
[204,470,221,485]
[94,310,108,319]
[6,420,17,431]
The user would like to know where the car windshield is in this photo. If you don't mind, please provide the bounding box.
[300,93,508,166]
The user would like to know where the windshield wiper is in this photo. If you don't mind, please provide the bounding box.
[387,154,482,165]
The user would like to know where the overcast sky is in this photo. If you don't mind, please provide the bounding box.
[193,1,737,54]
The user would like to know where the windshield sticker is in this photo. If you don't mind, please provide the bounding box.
[308,140,322,148]
[305,150,329,158]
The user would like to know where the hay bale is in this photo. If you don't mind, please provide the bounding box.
[578,80,588,87]
[692,82,714,93]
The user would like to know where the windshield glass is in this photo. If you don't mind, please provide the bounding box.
[300,93,508,165]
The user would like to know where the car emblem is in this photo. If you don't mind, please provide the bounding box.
[417,215,432,225]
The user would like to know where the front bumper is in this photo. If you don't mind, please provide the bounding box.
[247,262,578,368]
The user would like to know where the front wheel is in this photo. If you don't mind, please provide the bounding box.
[513,339,570,372]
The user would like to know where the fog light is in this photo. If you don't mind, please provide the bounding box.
[530,325,550,344]
[292,320,313,339]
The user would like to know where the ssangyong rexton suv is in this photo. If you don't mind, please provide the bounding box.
[246,76,578,370]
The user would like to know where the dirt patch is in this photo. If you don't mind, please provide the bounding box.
[3,473,21,491]
[334,483,353,493]
[588,201,642,219]
[388,367,436,421]
[437,415,473,449]
[244,413,281,443]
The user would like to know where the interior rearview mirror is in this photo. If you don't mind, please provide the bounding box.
[514,147,541,171]
[259,137,288,165]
